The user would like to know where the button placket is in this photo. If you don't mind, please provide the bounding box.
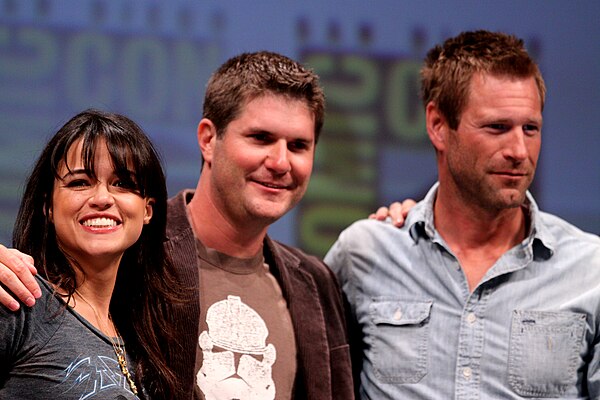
[455,287,490,399]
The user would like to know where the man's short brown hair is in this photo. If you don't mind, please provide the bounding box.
[203,51,325,142]
[421,30,546,129]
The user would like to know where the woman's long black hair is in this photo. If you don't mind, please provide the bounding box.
[13,109,183,399]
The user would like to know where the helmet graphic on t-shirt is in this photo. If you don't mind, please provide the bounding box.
[197,295,276,400]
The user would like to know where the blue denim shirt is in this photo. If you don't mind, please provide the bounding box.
[325,183,600,399]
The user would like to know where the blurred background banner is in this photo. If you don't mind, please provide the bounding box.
[1,0,598,257]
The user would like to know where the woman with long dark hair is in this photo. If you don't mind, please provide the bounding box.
[1,109,182,399]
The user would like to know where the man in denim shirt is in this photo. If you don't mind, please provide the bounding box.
[326,30,600,399]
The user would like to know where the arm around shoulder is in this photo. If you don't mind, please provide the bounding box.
[0,244,40,311]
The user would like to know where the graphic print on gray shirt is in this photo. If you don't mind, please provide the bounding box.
[0,276,139,400]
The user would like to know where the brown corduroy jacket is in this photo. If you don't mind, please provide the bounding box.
[163,190,354,399]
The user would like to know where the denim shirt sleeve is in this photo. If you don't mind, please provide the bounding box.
[588,335,600,398]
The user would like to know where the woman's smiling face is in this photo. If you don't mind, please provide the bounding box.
[49,138,154,269]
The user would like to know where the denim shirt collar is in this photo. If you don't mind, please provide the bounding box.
[408,182,554,261]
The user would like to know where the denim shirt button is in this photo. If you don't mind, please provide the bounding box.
[462,367,472,379]
[466,312,477,324]
[393,309,403,321]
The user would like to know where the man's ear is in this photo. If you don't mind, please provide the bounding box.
[197,118,218,167]
[143,198,154,225]
[426,102,449,153]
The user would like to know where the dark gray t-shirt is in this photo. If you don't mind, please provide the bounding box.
[0,276,139,400]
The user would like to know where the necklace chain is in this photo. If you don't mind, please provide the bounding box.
[74,289,138,395]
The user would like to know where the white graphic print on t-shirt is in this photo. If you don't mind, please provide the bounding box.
[197,295,276,399]
[62,355,136,398]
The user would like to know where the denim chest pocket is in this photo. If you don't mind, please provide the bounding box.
[508,310,586,397]
[367,299,432,384]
